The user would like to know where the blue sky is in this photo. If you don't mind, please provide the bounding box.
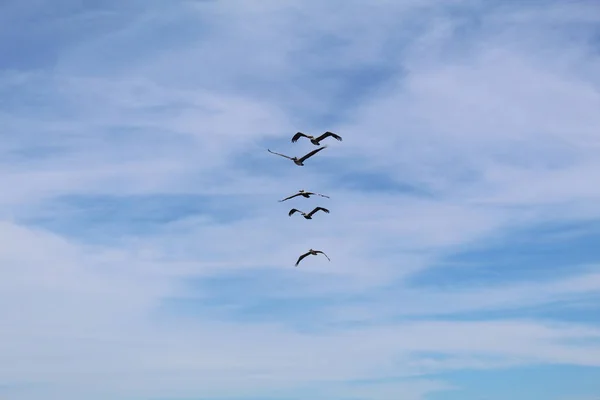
[1,0,600,399]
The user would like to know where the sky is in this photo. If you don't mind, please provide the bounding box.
[1,0,600,399]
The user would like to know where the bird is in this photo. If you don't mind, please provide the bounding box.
[278,189,330,202]
[291,131,342,145]
[288,206,330,219]
[295,249,330,266]
[267,146,327,166]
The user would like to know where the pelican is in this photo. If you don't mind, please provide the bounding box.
[267,146,327,166]
[278,189,330,202]
[295,249,330,266]
[288,206,330,219]
[291,131,342,145]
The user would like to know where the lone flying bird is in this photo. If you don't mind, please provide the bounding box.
[295,249,330,267]
[278,189,330,202]
[267,146,327,166]
[288,206,330,219]
[291,131,342,145]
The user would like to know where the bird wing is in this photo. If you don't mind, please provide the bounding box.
[298,146,327,162]
[268,149,293,160]
[307,207,329,217]
[295,251,310,266]
[288,208,301,216]
[291,132,310,143]
[315,250,331,261]
[279,193,300,202]
[315,193,330,198]
[315,131,342,142]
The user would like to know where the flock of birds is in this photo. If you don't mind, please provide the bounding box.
[267,131,343,267]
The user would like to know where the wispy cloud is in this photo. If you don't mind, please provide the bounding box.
[1,0,600,399]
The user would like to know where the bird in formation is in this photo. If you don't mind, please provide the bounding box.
[295,249,331,267]
[291,131,343,146]
[267,146,327,166]
[288,206,330,219]
[278,189,330,202]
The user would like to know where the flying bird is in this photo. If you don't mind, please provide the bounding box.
[267,146,327,166]
[278,189,330,202]
[288,206,330,219]
[295,249,330,267]
[291,131,342,145]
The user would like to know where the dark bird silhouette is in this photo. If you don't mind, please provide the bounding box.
[288,206,330,219]
[278,189,330,202]
[295,249,331,266]
[291,131,342,145]
[267,146,327,166]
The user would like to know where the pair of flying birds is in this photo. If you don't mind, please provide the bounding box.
[267,131,342,166]
[280,190,330,220]
[271,131,342,267]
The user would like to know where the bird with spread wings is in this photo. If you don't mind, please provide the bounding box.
[295,249,331,266]
[288,207,330,219]
[278,189,330,202]
[267,146,327,166]
[291,131,342,145]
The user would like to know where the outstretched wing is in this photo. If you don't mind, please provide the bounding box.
[295,251,310,266]
[307,207,330,217]
[288,208,302,216]
[315,192,330,198]
[298,146,327,163]
[315,131,342,142]
[291,132,310,143]
[278,193,301,202]
[268,149,293,160]
[315,250,331,261]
